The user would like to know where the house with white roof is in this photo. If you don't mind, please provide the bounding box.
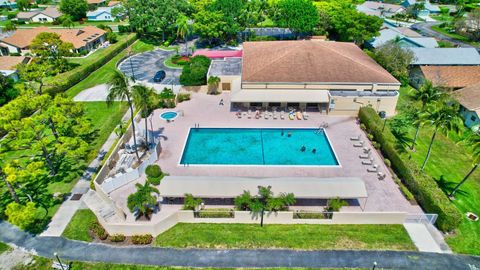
[357,1,405,18]
[409,48,480,66]
[0,0,16,8]
[87,7,115,21]
[402,0,440,16]
[16,7,62,23]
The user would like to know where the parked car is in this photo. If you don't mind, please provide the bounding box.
[153,70,166,82]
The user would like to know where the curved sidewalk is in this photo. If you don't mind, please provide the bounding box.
[1,222,479,269]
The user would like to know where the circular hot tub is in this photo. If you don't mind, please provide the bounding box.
[160,111,178,121]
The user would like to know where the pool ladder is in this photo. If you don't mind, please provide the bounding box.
[194,123,200,129]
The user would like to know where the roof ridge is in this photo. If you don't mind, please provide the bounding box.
[315,42,395,82]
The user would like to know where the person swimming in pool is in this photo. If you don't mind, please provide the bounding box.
[312,148,317,154]
[281,130,284,136]
[301,145,306,152]
[287,132,292,137]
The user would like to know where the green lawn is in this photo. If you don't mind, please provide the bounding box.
[394,86,480,255]
[0,241,11,254]
[61,209,97,242]
[65,39,155,98]
[431,25,480,47]
[155,223,415,251]
[163,55,184,69]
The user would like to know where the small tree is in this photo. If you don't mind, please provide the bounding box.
[127,181,160,220]
[5,202,38,230]
[183,193,203,211]
[59,0,88,21]
[145,164,163,185]
[371,41,414,84]
[234,190,254,211]
[326,198,348,212]
[274,0,319,37]
[207,76,221,94]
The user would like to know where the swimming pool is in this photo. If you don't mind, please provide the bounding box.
[179,128,339,166]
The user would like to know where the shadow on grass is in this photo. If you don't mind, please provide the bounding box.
[435,175,468,197]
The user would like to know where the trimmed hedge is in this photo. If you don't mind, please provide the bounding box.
[44,34,137,95]
[131,234,153,245]
[358,106,461,231]
[293,211,328,220]
[197,209,234,218]
[89,221,108,240]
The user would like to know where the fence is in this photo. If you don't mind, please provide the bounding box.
[96,210,409,236]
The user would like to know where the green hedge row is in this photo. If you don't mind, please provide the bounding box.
[45,34,137,95]
[197,209,235,218]
[358,106,462,231]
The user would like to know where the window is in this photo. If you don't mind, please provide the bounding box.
[222,83,231,91]
[471,115,477,122]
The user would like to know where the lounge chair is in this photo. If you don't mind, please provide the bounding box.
[353,141,364,147]
[273,112,278,120]
[280,111,285,120]
[302,111,309,120]
[363,147,371,154]
[359,152,371,159]
[289,113,295,120]
[296,111,303,120]
[367,165,378,173]
[350,135,361,141]
[378,172,386,180]
[362,159,373,165]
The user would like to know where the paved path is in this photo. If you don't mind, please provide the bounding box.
[118,49,182,85]
[41,109,131,237]
[404,223,442,253]
[1,222,480,269]
[412,22,479,50]
[73,84,111,102]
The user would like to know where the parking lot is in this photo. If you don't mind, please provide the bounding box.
[118,49,182,85]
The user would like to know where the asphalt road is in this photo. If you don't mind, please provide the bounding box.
[118,49,182,85]
[411,22,479,50]
[1,221,480,269]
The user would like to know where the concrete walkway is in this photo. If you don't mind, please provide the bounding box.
[404,223,442,253]
[41,109,131,237]
[1,222,480,269]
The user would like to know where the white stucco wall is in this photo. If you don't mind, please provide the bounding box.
[31,13,55,23]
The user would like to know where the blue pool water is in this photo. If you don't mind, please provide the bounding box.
[180,128,339,166]
[160,111,178,120]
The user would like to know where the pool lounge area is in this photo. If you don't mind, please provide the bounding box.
[180,128,339,166]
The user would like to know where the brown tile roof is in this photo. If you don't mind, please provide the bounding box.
[241,40,399,84]
[420,66,480,89]
[16,7,61,19]
[1,26,106,49]
[396,27,422,37]
[108,0,121,6]
[88,0,105,4]
[0,56,29,70]
[453,83,480,112]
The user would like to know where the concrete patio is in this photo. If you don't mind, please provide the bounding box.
[109,91,422,215]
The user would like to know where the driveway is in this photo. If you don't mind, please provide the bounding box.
[1,221,480,269]
[118,49,182,85]
[412,22,479,50]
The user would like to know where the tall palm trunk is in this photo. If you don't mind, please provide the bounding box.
[127,95,140,161]
[0,167,20,203]
[421,128,437,171]
[449,163,478,197]
[411,124,421,150]
[144,113,148,149]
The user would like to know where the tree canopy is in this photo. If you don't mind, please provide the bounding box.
[273,0,319,36]
[59,0,88,21]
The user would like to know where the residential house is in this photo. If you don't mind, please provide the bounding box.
[87,7,115,21]
[0,56,30,81]
[87,0,106,6]
[367,27,438,49]
[16,7,62,23]
[0,26,106,55]
[409,48,480,66]
[357,1,405,18]
[108,1,122,7]
[453,83,480,128]
[402,0,440,16]
[209,40,401,116]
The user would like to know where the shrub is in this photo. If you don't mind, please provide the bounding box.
[131,234,153,245]
[359,106,462,231]
[183,193,203,210]
[234,191,254,210]
[384,159,391,167]
[197,209,234,218]
[293,211,326,219]
[326,198,347,212]
[360,123,366,130]
[107,32,118,44]
[89,221,108,240]
[44,34,137,94]
[367,134,374,141]
[176,93,190,103]
[110,234,126,242]
[145,164,162,178]
[179,56,211,86]
[118,25,131,33]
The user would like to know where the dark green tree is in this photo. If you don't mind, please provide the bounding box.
[274,0,319,37]
[59,0,88,21]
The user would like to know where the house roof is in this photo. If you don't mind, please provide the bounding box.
[0,56,29,70]
[193,49,243,59]
[1,26,106,49]
[420,66,480,88]
[87,0,105,4]
[407,37,439,48]
[208,57,242,76]
[108,0,121,6]
[396,27,422,37]
[453,83,480,112]
[87,7,112,17]
[358,1,405,15]
[369,28,437,48]
[241,40,399,84]
[410,48,480,65]
[159,176,368,199]
[16,7,61,19]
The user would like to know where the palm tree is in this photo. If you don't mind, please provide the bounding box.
[132,85,156,148]
[449,134,480,197]
[207,76,221,94]
[107,70,140,161]
[127,181,160,220]
[411,81,445,150]
[176,14,191,56]
[416,101,463,171]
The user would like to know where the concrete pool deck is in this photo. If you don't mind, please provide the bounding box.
[110,92,422,214]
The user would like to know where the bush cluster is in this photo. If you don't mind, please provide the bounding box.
[179,56,211,86]
[359,107,462,231]
[293,211,326,219]
[89,221,108,240]
[131,234,153,245]
[45,34,137,94]
[176,93,191,103]
[109,234,126,242]
[197,209,234,218]
[145,164,163,185]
